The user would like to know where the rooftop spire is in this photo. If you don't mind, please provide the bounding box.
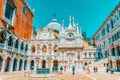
[72,16,75,27]
[76,19,79,33]
[68,16,72,27]
[62,20,64,28]
[52,13,57,22]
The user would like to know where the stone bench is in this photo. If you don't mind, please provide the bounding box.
[36,68,50,74]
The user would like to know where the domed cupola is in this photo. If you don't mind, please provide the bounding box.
[46,14,62,31]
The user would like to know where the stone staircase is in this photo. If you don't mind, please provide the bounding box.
[89,59,108,72]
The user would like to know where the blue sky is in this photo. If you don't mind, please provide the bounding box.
[26,0,120,38]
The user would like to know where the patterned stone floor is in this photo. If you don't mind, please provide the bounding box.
[0,71,120,80]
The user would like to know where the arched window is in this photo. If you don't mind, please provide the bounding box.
[112,48,115,56]
[20,42,24,50]
[23,6,27,14]
[31,45,35,53]
[54,45,58,52]
[89,53,91,58]
[15,39,19,49]
[25,44,28,52]
[5,56,11,72]
[84,53,87,58]
[8,36,13,46]
[77,53,80,59]
[30,60,34,70]
[0,30,6,43]
[4,0,16,22]
[42,45,46,53]
[0,56,3,71]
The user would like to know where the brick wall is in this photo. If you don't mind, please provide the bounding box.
[0,0,34,41]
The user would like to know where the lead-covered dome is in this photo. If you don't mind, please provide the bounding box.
[46,17,62,31]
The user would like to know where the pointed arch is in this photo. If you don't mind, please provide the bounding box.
[42,45,47,53]
[8,35,14,46]
[30,60,34,70]
[54,45,58,52]
[13,57,18,71]
[20,42,24,51]
[5,56,12,72]
[15,39,19,49]
[19,59,23,71]
[31,45,35,53]
[42,59,46,68]
[24,60,27,70]
[0,54,4,71]
[0,30,6,43]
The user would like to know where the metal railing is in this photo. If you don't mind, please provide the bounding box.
[59,44,83,47]
[0,43,5,48]
[7,46,13,50]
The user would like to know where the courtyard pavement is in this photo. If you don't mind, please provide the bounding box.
[0,70,120,80]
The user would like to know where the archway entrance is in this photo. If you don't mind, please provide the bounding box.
[53,60,58,67]
[19,59,23,71]
[24,60,27,70]
[0,56,3,71]
[116,46,120,56]
[53,60,58,72]
[0,30,6,43]
[30,60,34,70]
[5,56,11,72]
[117,60,120,72]
[13,58,18,71]
[42,60,46,68]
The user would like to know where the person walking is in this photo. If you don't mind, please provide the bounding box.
[93,67,95,72]
[87,66,90,74]
[60,66,63,74]
[64,65,66,71]
[111,67,114,74]
[72,66,75,75]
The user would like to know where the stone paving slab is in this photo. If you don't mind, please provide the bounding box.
[0,71,120,80]
[0,71,93,80]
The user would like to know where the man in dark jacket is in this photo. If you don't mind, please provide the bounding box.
[72,66,75,75]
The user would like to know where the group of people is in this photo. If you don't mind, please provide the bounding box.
[59,66,75,75]
[106,67,114,74]
[93,67,98,72]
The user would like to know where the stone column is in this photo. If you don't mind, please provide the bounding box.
[39,61,42,68]
[16,59,20,71]
[22,60,25,71]
[4,39,8,49]
[27,61,30,70]
[12,41,16,51]
[1,58,6,72]
[34,61,36,70]
[18,42,21,53]
[10,59,14,72]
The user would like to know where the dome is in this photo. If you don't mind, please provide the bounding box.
[46,18,62,31]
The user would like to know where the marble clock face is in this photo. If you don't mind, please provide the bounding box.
[67,33,74,38]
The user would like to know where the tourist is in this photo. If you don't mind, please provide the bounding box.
[111,67,114,74]
[72,66,75,75]
[93,67,95,72]
[87,66,90,74]
[96,67,97,72]
[64,65,66,71]
[60,66,63,74]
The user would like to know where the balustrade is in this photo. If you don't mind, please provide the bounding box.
[7,46,13,50]
[0,43,5,48]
